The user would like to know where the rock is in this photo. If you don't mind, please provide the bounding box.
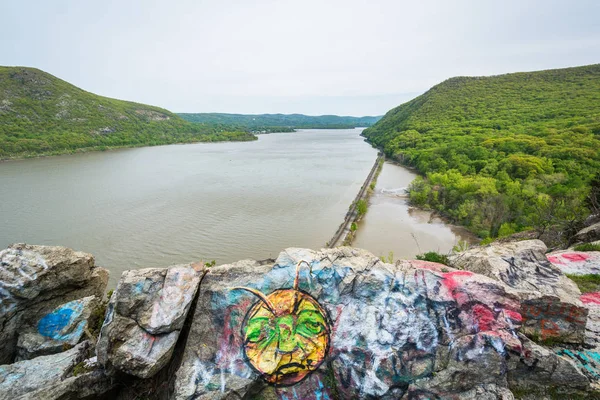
[16,296,99,361]
[174,247,541,399]
[0,341,89,400]
[449,240,587,344]
[579,292,600,349]
[97,263,204,379]
[507,335,589,394]
[548,250,600,275]
[0,244,108,364]
[575,222,600,243]
[18,368,115,400]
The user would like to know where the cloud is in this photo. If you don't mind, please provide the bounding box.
[1,0,599,115]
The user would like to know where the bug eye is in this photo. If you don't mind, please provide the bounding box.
[297,320,323,335]
[245,318,273,343]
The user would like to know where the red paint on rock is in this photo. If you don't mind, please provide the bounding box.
[561,253,589,262]
[410,260,449,273]
[503,309,523,322]
[547,256,563,264]
[581,292,600,305]
[472,304,495,331]
[442,270,473,293]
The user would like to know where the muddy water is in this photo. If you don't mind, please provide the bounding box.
[0,129,377,288]
[353,161,477,260]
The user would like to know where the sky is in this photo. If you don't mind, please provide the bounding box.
[1,0,599,116]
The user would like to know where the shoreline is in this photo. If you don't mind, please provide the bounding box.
[0,135,258,163]
[360,135,481,246]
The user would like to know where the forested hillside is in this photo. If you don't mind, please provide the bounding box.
[178,112,381,130]
[0,67,255,159]
[363,64,600,241]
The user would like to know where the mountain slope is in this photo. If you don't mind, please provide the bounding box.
[178,112,381,130]
[363,64,600,241]
[0,67,254,159]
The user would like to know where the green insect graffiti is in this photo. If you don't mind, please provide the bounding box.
[232,261,331,386]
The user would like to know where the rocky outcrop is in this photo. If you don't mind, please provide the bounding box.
[449,240,587,344]
[96,264,205,378]
[2,243,599,399]
[575,222,600,243]
[0,341,90,400]
[173,247,590,399]
[548,250,600,275]
[0,244,108,364]
[16,296,99,361]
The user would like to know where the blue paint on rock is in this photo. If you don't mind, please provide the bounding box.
[557,349,600,378]
[37,299,85,340]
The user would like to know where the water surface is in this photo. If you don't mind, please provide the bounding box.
[0,129,376,287]
[353,161,477,260]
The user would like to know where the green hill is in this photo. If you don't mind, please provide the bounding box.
[0,67,255,159]
[363,64,600,241]
[178,112,381,130]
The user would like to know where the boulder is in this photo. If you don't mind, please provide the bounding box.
[18,368,115,400]
[96,263,204,379]
[575,222,600,244]
[173,247,579,399]
[507,335,589,395]
[449,240,587,344]
[16,296,99,361]
[0,341,89,400]
[0,244,108,364]
[579,292,600,349]
[548,250,600,276]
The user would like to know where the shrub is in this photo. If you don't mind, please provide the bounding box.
[416,251,449,265]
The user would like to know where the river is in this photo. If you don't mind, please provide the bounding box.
[353,161,476,260]
[0,129,470,288]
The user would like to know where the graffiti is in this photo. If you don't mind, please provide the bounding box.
[37,299,87,342]
[178,251,526,399]
[581,292,600,305]
[557,349,600,379]
[548,251,600,275]
[232,261,331,386]
[0,249,48,315]
[520,298,587,341]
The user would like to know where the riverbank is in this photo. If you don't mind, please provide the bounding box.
[352,161,478,260]
[0,131,257,162]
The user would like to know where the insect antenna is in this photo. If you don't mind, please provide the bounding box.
[293,260,312,291]
[230,287,276,314]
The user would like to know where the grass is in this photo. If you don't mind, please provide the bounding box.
[573,243,600,252]
[566,273,600,293]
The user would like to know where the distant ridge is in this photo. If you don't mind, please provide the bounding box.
[0,67,254,159]
[178,112,381,130]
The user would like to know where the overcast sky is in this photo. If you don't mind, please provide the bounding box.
[1,0,599,116]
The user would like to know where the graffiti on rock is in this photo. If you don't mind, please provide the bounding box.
[232,261,331,386]
[582,292,600,305]
[0,249,48,315]
[179,255,525,399]
[548,251,600,275]
[557,349,600,379]
[520,297,587,341]
[37,299,86,342]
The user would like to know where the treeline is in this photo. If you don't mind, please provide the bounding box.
[178,112,381,129]
[363,64,600,243]
[0,67,255,159]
